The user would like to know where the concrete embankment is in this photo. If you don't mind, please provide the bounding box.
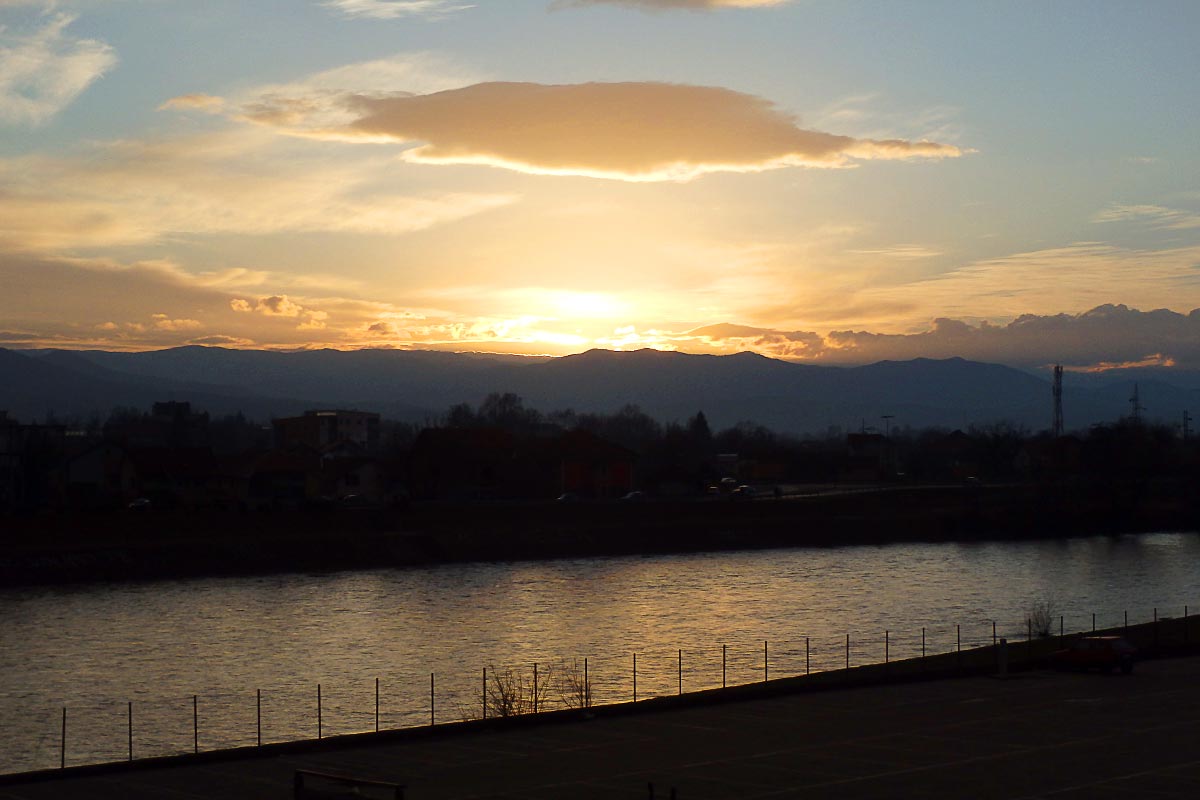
[1,482,1197,586]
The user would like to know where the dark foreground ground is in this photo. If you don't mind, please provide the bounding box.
[4,653,1200,799]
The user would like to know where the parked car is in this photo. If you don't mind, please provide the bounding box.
[1050,636,1136,674]
[731,485,756,500]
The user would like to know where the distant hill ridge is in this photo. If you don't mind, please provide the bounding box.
[2,346,1197,434]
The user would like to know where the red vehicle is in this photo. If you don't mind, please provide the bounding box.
[1050,636,1136,674]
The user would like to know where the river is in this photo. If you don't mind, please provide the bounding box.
[2,531,1198,774]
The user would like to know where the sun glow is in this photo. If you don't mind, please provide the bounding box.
[552,291,626,319]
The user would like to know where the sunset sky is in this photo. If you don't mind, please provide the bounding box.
[2,0,1199,369]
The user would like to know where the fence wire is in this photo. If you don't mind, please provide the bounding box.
[4,605,1190,775]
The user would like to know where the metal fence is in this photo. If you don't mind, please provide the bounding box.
[8,604,1194,776]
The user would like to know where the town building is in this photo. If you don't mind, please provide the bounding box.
[273,410,380,454]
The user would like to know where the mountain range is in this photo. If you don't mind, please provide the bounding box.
[2,346,1198,436]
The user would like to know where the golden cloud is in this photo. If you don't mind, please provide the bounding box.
[243,81,962,181]
[1063,354,1176,373]
[350,82,961,180]
[647,304,1200,369]
[229,294,334,332]
[151,314,202,332]
[188,335,256,347]
[158,93,225,112]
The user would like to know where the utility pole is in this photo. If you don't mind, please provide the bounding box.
[1130,383,1143,423]
[881,415,894,438]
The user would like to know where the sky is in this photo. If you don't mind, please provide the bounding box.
[2,0,1199,370]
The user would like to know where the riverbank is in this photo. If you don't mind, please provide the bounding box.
[3,617,1198,797]
[2,482,1197,587]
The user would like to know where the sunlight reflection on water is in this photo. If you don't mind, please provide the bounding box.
[1,531,1197,773]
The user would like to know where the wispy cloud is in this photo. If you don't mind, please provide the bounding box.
[320,0,473,19]
[202,52,481,132]
[809,94,968,149]
[1092,203,1200,230]
[849,245,943,260]
[820,243,1200,329]
[557,0,791,9]
[0,12,116,125]
[0,130,517,251]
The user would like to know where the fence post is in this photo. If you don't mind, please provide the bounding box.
[957,624,962,671]
[992,620,997,647]
[678,649,682,695]
[1092,612,1096,632]
[60,707,66,769]
[805,637,810,675]
[584,657,590,708]
[633,654,637,703]
[921,627,926,667]
[845,634,850,671]
[885,630,889,666]
[256,689,262,747]
[127,701,133,762]
[1124,610,1128,630]
[317,684,322,739]
[722,644,726,688]
[375,677,380,732]
[763,640,768,682]
[193,695,198,754]
[533,663,539,714]
[1059,615,1064,642]
[1186,605,1190,644]
[430,673,435,726]
[1027,618,1032,660]
[482,668,487,720]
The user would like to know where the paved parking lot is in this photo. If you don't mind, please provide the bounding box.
[3,657,1200,799]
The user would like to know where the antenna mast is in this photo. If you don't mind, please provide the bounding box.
[1129,383,1143,422]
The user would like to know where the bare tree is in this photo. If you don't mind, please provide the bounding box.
[557,658,592,709]
[484,660,591,717]
[1028,599,1057,638]
[485,663,552,717]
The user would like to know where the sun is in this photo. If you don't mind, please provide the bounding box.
[552,291,625,320]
